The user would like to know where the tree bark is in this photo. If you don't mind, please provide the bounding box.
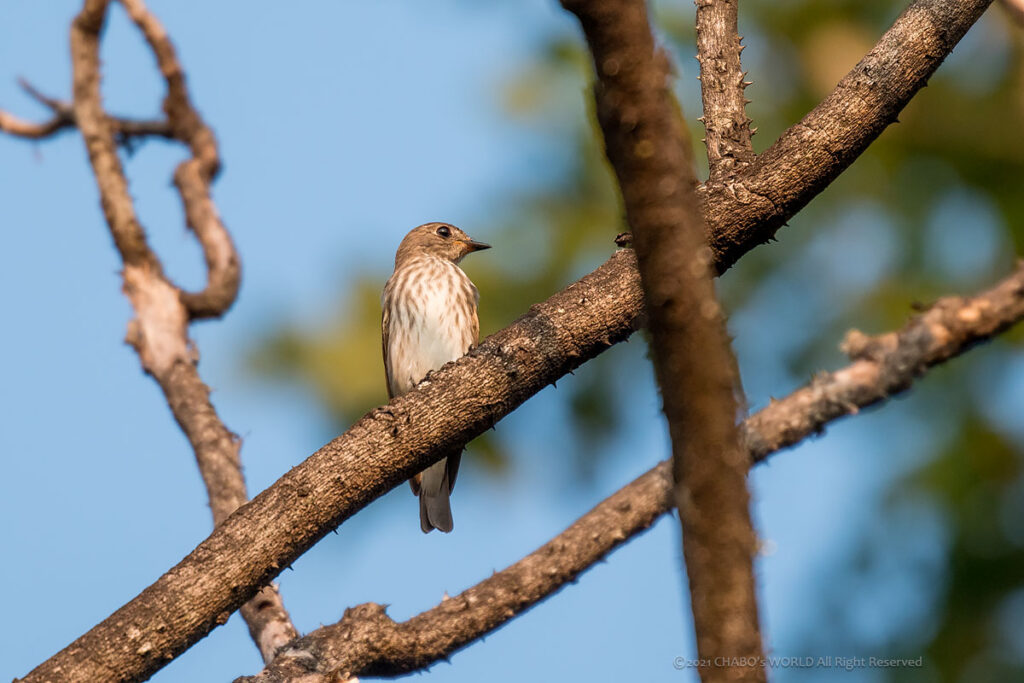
[70,0,296,665]
[240,261,1024,682]
[560,0,765,680]
[697,0,755,180]
[4,0,995,680]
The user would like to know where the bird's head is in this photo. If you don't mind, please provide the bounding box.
[395,222,491,265]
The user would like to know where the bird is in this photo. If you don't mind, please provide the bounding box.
[381,222,491,533]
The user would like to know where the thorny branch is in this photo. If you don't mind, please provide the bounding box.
[560,0,764,680]
[8,0,996,680]
[240,262,1024,683]
[741,264,1024,459]
[17,246,648,683]
[240,461,675,683]
[699,0,995,272]
[696,0,755,179]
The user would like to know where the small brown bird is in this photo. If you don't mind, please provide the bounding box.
[381,222,491,532]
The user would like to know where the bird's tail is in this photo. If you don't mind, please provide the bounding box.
[416,452,461,533]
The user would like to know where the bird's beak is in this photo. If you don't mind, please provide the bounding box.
[462,239,491,253]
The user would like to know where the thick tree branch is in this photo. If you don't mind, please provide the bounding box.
[561,0,764,680]
[14,0,992,680]
[240,461,675,683]
[240,262,1024,683]
[696,0,754,179]
[18,246,647,683]
[702,0,994,271]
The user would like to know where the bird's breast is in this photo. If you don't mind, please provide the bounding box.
[384,258,478,395]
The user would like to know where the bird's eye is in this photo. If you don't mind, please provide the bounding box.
[436,226,451,238]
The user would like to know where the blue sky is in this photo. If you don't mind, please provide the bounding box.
[0,2,944,681]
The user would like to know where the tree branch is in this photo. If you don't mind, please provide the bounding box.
[0,78,172,141]
[119,0,240,319]
[239,262,1024,683]
[240,461,674,683]
[17,245,647,683]
[0,0,239,320]
[72,0,293,664]
[742,264,1024,459]
[696,0,754,179]
[561,0,764,679]
[701,0,994,272]
[12,0,993,680]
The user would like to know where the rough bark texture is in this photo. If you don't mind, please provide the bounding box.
[3,0,990,275]
[6,0,994,680]
[240,262,1024,683]
[239,461,675,683]
[743,263,1024,460]
[17,246,645,683]
[561,0,765,680]
[696,0,754,180]
[700,0,994,272]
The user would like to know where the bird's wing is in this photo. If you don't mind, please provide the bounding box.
[447,282,477,493]
[381,295,394,401]
[469,281,481,347]
[383,295,419,493]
